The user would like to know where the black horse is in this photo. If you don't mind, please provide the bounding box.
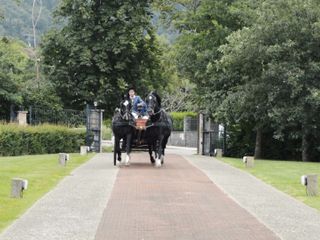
[145,92,173,167]
[111,97,135,166]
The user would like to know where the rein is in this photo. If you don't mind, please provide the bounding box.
[152,108,164,116]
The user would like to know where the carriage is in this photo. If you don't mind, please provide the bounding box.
[113,117,152,166]
[112,92,172,168]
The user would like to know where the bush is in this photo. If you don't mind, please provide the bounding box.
[103,118,112,128]
[0,124,86,156]
[169,112,197,131]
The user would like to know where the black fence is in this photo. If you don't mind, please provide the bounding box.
[1,105,103,153]
[28,106,86,127]
[201,114,226,156]
[203,130,225,156]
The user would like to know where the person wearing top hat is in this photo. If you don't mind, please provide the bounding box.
[128,87,148,119]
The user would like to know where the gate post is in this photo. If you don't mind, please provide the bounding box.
[10,105,15,123]
[85,104,91,147]
[198,113,204,155]
[17,111,28,125]
[86,105,104,153]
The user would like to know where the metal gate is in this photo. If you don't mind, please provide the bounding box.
[201,114,225,156]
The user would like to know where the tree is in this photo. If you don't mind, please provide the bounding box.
[214,0,320,161]
[0,0,58,44]
[31,0,43,86]
[42,0,167,115]
[0,37,32,118]
[155,35,196,112]
[156,0,263,157]
[155,0,257,109]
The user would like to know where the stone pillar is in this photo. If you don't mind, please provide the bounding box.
[17,111,28,125]
[243,156,254,168]
[58,153,69,166]
[80,146,88,155]
[198,113,204,155]
[87,109,104,153]
[215,149,223,158]
[306,175,318,196]
[11,178,28,198]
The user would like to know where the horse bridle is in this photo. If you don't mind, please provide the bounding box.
[120,100,133,120]
[146,94,162,116]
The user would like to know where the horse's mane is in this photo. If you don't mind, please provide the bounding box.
[150,91,161,108]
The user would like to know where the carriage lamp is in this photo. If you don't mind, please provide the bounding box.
[94,101,98,108]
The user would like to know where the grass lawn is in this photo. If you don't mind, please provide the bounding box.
[218,157,320,211]
[0,153,95,233]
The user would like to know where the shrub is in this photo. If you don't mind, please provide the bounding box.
[0,124,86,156]
[103,118,112,128]
[169,112,197,131]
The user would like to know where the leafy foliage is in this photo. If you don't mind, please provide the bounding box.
[0,37,32,119]
[0,124,85,156]
[157,0,320,161]
[0,0,59,44]
[215,0,320,161]
[170,111,197,131]
[0,37,62,120]
[42,0,167,115]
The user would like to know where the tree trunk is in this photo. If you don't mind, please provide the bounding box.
[302,127,310,162]
[254,127,262,159]
[32,0,42,87]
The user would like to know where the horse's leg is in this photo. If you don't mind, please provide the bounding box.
[124,132,132,166]
[148,145,155,164]
[113,137,117,166]
[155,135,164,168]
[115,136,121,162]
[161,136,169,164]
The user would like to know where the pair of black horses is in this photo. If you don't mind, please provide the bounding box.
[112,92,173,167]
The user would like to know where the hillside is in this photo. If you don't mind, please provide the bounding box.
[0,0,177,45]
[0,0,59,45]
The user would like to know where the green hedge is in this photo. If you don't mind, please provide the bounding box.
[169,112,197,131]
[0,124,86,156]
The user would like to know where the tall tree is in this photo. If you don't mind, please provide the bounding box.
[0,37,33,118]
[42,0,166,114]
[215,0,320,161]
[31,0,42,86]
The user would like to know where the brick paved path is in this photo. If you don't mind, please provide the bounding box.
[95,154,280,240]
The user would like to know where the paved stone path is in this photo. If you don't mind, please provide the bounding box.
[1,147,319,240]
[184,154,320,240]
[95,153,279,240]
[0,153,118,240]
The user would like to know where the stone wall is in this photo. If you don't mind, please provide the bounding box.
[168,131,198,148]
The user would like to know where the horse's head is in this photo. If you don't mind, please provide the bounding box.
[120,98,132,121]
[145,92,161,116]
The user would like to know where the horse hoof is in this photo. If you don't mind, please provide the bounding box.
[120,159,130,166]
[124,154,130,166]
[155,158,161,168]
